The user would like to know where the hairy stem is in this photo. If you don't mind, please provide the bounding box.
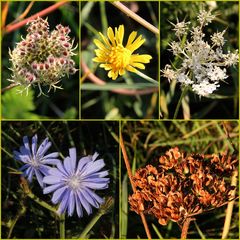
[111,1,159,35]
[120,133,152,240]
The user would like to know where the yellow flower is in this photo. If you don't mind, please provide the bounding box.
[93,25,152,80]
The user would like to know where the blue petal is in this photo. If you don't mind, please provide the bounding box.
[13,151,30,163]
[24,167,34,182]
[36,138,51,157]
[52,186,68,204]
[23,136,31,155]
[34,169,44,187]
[92,152,99,161]
[43,183,65,194]
[81,159,105,177]
[31,134,38,157]
[81,188,101,208]
[77,190,92,215]
[75,194,83,217]
[57,161,69,176]
[44,152,59,159]
[43,175,62,184]
[77,156,92,172]
[81,180,109,189]
[42,159,61,165]
[57,189,70,215]
[63,157,74,175]
[69,148,77,172]
[85,170,109,178]
[85,187,104,206]
[39,165,51,176]
[68,191,75,216]
[19,164,30,172]
[48,168,66,178]
[19,146,31,157]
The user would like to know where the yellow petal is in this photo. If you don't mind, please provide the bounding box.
[130,62,145,69]
[107,27,116,46]
[99,32,111,47]
[126,65,137,73]
[130,54,152,63]
[119,68,125,75]
[126,31,137,47]
[94,39,108,51]
[127,35,145,52]
[117,25,124,44]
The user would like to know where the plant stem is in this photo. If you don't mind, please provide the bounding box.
[111,1,159,35]
[181,218,192,239]
[222,169,238,239]
[4,1,68,34]
[173,86,188,119]
[1,83,19,94]
[79,211,104,239]
[120,133,152,240]
[59,214,65,239]
[27,191,57,214]
[135,70,159,86]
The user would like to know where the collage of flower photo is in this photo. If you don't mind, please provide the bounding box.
[1,1,239,239]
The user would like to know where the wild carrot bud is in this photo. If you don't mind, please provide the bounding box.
[8,17,77,96]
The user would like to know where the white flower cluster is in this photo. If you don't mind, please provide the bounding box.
[162,9,239,97]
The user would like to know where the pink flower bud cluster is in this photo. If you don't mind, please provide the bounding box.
[9,17,77,95]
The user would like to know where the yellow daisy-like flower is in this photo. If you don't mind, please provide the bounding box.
[93,25,152,80]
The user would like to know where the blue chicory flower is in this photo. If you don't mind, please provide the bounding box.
[43,148,110,217]
[13,135,60,188]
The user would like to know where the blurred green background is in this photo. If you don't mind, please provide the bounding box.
[1,1,79,119]
[2,120,119,238]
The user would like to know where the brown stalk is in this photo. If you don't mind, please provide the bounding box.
[81,60,158,96]
[181,217,193,239]
[4,1,68,34]
[120,133,152,239]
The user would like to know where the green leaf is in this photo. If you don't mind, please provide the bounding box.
[2,86,39,119]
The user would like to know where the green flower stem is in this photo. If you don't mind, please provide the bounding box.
[79,197,114,239]
[59,214,65,239]
[135,70,159,86]
[26,191,57,214]
[79,211,104,239]
[173,86,188,119]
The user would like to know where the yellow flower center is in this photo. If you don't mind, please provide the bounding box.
[109,44,131,69]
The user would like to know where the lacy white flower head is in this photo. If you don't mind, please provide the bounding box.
[8,17,77,96]
[161,9,239,97]
[43,148,110,217]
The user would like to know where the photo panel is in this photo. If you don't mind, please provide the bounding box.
[1,1,79,119]
[120,120,239,239]
[81,1,159,120]
[1,120,119,238]
[160,1,239,119]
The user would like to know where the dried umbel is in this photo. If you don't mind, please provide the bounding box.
[9,17,77,95]
[161,9,239,97]
[129,147,238,226]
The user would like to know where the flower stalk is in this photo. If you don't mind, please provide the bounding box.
[59,214,65,239]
